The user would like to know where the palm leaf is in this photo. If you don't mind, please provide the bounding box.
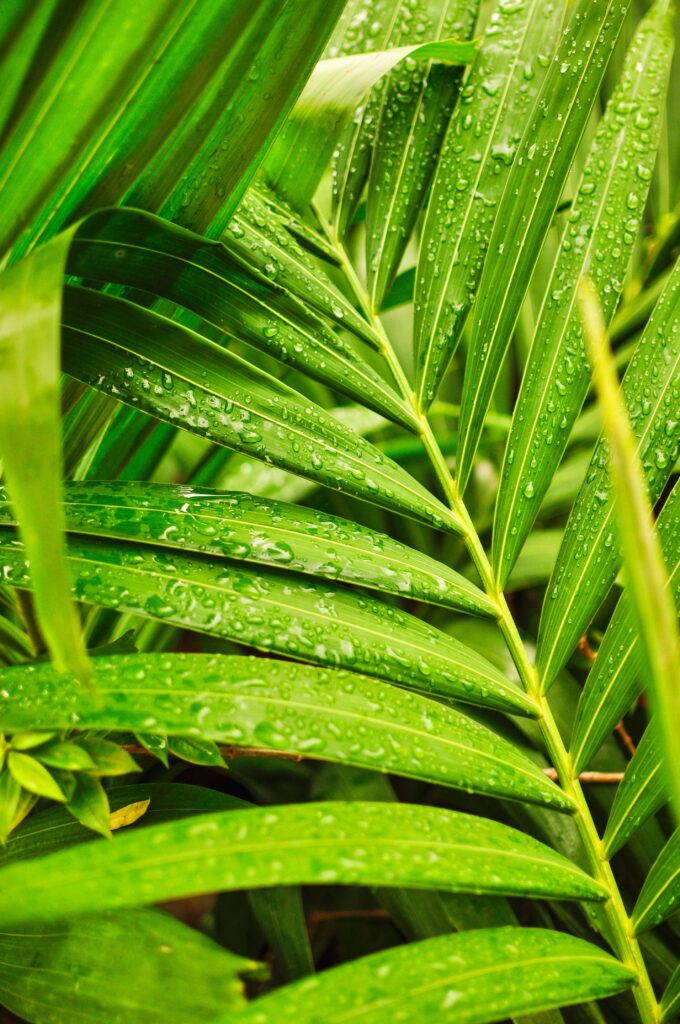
[216,928,634,1024]
[602,724,666,858]
[493,0,674,585]
[455,0,632,488]
[0,653,567,807]
[0,480,494,616]
[537,260,680,688]
[632,827,680,934]
[0,802,605,928]
[0,909,256,1024]
[413,0,562,408]
[570,481,679,774]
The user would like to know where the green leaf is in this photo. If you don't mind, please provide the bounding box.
[632,827,680,934]
[0,768,22,843]
[60,284,462,534]
[0,532,533,713]
[577,277,680,819]
[167,736,225,768]
[224,188,383,349]
[0,802,605,928]
[7,751,66,802]
[0,226,89,681]
[602,724,666,858]
[455,0,631,488]
[214,928,634,1024]
[661,964,680,1022]
[248,886,314,981]
[493,0,674,585]
[66,773,112,838]
[4,480,495,618]
[570,481,679,773]
[0,653,565,807]
[0,908,255,1024]
[266,37,477,211]
[0,1,345,258]
[364,0,479,310]
[414,0,562,408]
[68,208,416,430]
[33,739,96,772]
[77,736,141,776]
[537,259,680,688]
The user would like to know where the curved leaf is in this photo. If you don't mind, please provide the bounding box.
[0,653,568,809]
[0,226,89,680]
[0,802,605,928]
[219,928,634,1024]
[265,37,476,212]
[60,284,463,533]
[414,0,562,407]
[632,828,680,934]
[571,481,679,773]
[661,964,680,1022]
[0,480,495,617]
[537,260,680,688]
[0,531,535,716]
[68,208,415,430]
[493,1,674,584]
[455,0,631,488]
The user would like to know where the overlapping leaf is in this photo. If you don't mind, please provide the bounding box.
[0,480,494,616]
[571,482,679,773]
[0,653,569,807]
[602,725,666,857]
[455,0,632,488]
[364,0,479,310]
[632,828,680,934]
[0,909,255,1024]
[537,262,680,688]
[493,0,674,585]
[414,0,562,408]
[68,208,414,429]
[0,534,534,715]
[59,284,462,533]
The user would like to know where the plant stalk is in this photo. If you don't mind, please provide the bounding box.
[326,231,661,1022]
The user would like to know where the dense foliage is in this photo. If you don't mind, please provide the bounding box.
[0,1,678,1021]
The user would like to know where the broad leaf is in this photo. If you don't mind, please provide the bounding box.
[0,533,534,715]
[455,0,631,488]
[218,928,634,1024]
[537,261,680,688]
[0,802,605,928]
[493,1,674,584]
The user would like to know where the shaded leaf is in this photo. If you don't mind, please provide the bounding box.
[632,828,680,934]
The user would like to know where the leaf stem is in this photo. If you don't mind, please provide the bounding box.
[322,226,660,1022]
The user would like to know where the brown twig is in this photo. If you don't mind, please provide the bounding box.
[615,720,637,759]
[543,768,623,784]
[578,634,598,664]
[123,743,306,762]
[307,908,389,942]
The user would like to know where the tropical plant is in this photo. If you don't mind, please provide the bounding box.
[0,0,678,1022]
